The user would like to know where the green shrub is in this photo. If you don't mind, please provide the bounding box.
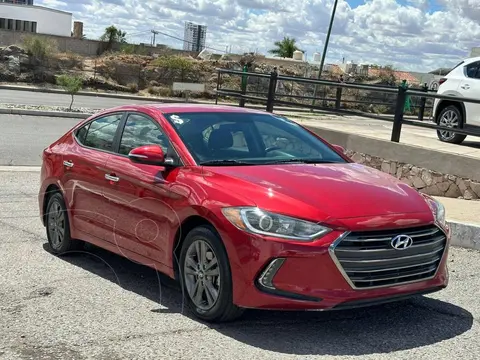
[120,44,148,55]
[127,82,139,93]
[151,55,194,80]
[147,86,172,97]
[56,74,83,110]
[22,35,58,60]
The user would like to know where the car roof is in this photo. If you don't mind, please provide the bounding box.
[95,103,270,116]
[465,56,480,63]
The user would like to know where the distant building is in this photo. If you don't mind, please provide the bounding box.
[470,47,480,58]
[339,62,358,74]
[183,21,207,52]
[0,2,71,37]
[0,0,34,4]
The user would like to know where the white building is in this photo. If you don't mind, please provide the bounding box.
[0,3,72,37]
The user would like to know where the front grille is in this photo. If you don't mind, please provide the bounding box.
[331,225,447,289]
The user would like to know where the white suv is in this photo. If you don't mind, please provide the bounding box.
[433,57,480,144]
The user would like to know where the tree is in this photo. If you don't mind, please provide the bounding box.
[100,25,127,51]
[56,74,83,111]
[268,37,302,58]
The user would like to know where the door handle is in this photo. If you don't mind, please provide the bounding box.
[461,84,470,89]
[63,160,74,168]
[105,174,119,182]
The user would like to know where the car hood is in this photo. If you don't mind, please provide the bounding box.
[202,162,432,220]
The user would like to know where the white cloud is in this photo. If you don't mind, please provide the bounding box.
[34,0,479,72]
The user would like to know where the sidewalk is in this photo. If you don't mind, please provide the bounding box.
[435,196,480,225]
[434,196,480,250]
[293,116,480,161]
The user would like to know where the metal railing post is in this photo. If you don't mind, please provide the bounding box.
[266,69,278,113]
[335,86,342,110]
[215,71,220,105]
[391,86,407,142]
[417,82,428,121]
[239,65,248,107]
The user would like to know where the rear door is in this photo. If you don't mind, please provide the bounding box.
[458,61,480,126]
[102,112,184,264]
[61,112,125,241]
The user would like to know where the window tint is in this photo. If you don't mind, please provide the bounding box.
[75,123,90,144]
[465,62,480,78]
[254,122,323,158]
[82,113,122,151]
[118,114,169,156]
[165,112,346,165]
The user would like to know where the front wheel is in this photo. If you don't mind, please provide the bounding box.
[179,226,244,322]
[436,105,467,144]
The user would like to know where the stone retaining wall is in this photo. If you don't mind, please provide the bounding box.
[345,150,480,200]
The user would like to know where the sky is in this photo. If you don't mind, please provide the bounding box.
[36,0,480,72]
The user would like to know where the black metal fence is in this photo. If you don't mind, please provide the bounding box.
[214,68,480,143]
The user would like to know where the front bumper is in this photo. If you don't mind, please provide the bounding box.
[230,221,450,310]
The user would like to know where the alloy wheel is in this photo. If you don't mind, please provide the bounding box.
[47,200,66,250]
[183,239,221,311]
[439,109,459,141]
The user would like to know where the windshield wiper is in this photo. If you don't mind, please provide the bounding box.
[266,158,339,164]
[199,159,255,166]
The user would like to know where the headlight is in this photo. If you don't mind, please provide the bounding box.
[427,197,446,226]
[221,207,331,241]
[433,199,446,225]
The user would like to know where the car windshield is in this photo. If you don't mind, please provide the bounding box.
[164,112,347,166]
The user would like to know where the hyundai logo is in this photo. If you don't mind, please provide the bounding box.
[391,235,413,250]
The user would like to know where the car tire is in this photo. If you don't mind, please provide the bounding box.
[45,192,83,255]
[179,225,245,323]
[436,105,467,144]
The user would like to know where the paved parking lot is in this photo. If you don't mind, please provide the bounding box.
[0,115,79,166]
[1,170,480,359]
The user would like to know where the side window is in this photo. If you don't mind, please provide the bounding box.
[82,113,123,151]
[75,123,90,144]
[118,114,169,156]
[465,62,480,79]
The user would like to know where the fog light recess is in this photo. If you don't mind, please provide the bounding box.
[258,258,285,290]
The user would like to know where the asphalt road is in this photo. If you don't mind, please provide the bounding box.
[0,89,158,109]
[0,115,80,166]
[0,170,480,359]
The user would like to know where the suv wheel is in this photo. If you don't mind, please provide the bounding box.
[179,225,244,322]
[436,105,467,144]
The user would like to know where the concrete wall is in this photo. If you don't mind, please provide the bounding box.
[0,29,200,57]
[0,4,72,36]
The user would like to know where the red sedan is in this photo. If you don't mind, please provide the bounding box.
[38,104,450,322]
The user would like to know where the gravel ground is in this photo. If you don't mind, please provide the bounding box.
[1,170,480,360]
[0,103,99,114]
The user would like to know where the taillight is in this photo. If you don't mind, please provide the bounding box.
[439,78,447,85]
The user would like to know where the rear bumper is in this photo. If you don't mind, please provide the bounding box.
[229,222,450,311]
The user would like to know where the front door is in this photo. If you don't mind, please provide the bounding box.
[458,61,480,126]
[61,112,124,241]
[102,112,184,265]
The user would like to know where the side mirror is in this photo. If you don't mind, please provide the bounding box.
[332,144,345,154]
[128,145,174,166]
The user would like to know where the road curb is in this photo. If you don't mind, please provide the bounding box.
[448,220,480,251]
[0,84,207,103]
[0,108,92,119]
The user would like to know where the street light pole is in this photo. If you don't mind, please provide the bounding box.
[312,0,339,109]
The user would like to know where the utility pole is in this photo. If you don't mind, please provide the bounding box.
[311,0,339,109]
[151,29,159,46]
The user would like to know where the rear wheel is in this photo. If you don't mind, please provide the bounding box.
[436,105,467,144]
[45,192,83,254]
[179,226,244,322]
